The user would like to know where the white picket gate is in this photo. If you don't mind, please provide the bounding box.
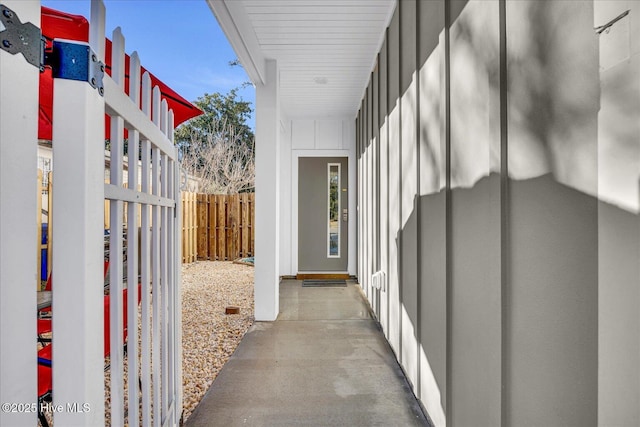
[0,1,183,426]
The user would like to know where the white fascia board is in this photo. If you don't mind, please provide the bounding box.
[207,0,266,85]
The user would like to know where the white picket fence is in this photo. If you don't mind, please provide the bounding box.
[0,1,182,426]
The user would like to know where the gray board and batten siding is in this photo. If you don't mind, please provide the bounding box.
[356,0,638,426]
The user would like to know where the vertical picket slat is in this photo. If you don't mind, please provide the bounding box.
[229,195,235,259]
[249,194,254,256]
[173,145,183,425]
[217,195,225,260]
[186,193,190,261]
[196,194,203,259]
[191,193,198,262]
[243,193,250,257]
[208,194,213,260]
[240,194,245,257]
[151,85,162,427]
[251,194,256,255]
[0,1,40,424]
[181,195,185,263]
[182,194,187,262]
[205,194,211,259]
[226,195,232,260]
[168,111,179,425]
[229,195,234,259]
[207,195,214,260]
[51,1,106,425]
[174,179,182,425]
[190,193,195,261]
[210,195,214,260]
[232,194,239,259]
[190,193,194,261]
[108,26,126,427]
[160,98,170,419]
[140,71,153,425]
[127,50,141,427]
[219,195,223,260]
[167,158,175,421]
[228,194,234,259]
[184,195,188,262]
[201,195,205,260]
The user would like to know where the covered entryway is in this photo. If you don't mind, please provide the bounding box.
[209,0,392,321]
[298,157,349,274]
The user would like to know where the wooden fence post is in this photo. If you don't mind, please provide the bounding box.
[208,194,216,260]
[196,194,207,259]
[250,193,255,256]
[192,192,197,262]
[37,169,43,288]
[47,171,53,280]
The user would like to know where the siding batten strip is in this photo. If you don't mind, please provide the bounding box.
[499,0,510,424]
[385,26,391,345]
[399,1,403,363]
[444,0,453,423]
[415,0,422,401]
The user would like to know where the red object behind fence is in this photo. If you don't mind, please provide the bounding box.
[39,6,202,141]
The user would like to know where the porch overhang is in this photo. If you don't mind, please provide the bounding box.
[207,0,396,119]
[206,1,395,321]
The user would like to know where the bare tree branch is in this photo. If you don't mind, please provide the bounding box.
[179,119,255,194]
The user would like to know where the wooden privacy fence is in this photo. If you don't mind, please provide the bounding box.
[36,169,53,286]
[182,192,197,263]
[181,193,255,262]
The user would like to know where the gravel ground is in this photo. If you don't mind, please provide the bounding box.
[180,261,255,421]
[41,261,254,426]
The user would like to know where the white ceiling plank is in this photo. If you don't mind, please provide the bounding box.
[219,0,396,118]
[255,26,381,34]
[243,0,391,6]
[248,13,388,21]
[252,19,387,28]
[245,5,391,14]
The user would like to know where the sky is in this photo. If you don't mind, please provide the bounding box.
[41,0,255,128]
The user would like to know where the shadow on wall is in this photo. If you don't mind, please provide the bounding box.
[395,171,629,425]
[448,0,601,196]
[375,0,640,425]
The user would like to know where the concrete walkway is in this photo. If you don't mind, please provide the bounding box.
[185,280,429,427]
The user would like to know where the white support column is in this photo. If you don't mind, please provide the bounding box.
[52,1,105,424]
[0,1,40,425]
[254,59,280,321]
